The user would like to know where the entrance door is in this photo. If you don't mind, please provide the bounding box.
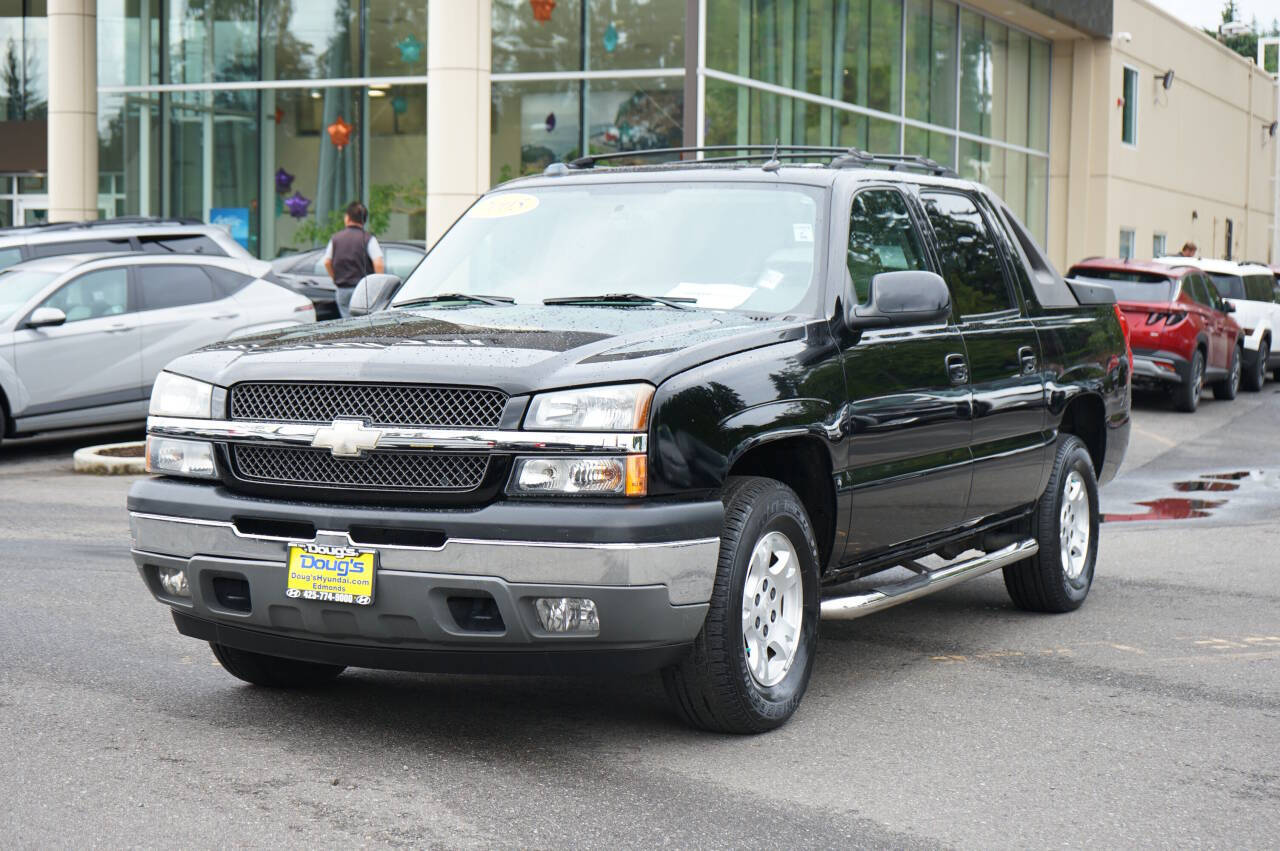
[15,195,49,226]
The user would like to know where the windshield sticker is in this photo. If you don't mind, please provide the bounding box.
[469,193,540,219]
[756,269,785,290]
[792,223,814,243]
[667,282,754,309]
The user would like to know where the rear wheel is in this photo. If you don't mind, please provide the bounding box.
[662,476,820,734]
[1212,344,1242,400]
[1243,339,1269,392]
[1173,349,1204,412]
[1003,435,1098,613]
[210,643,346,688]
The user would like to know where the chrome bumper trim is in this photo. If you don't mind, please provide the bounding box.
[129,511,719,605]
[146,416,647,454]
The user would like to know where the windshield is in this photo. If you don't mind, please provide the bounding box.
[0,270,56,324]
[1207,273,1245,300]
[1070,271,1174,303]
[394,183,823,314]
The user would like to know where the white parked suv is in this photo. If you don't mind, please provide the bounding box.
[1156,256,1280,390]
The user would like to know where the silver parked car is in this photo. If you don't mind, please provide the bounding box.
[0,253,315,442]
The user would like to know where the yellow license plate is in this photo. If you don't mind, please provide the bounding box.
[286,543,376,606]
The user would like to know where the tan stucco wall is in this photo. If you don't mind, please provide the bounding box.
[1047,0,1278,269]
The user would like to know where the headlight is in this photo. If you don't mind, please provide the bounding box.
[146,436,217,479]
[509,456,647,496]
[525,383,653,431]
[149,372,214,418]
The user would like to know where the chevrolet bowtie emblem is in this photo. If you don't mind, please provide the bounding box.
[311,419,381,458]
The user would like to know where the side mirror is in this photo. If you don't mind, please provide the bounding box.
[26,307,66,329]
[348,274,402,317]
[847,270,952,329]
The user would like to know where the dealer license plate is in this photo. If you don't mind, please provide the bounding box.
[285,543,376,606]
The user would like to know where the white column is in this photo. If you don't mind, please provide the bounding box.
[48,0,98,222]
[426,0,491,246]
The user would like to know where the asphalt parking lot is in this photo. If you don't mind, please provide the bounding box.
[1,389,1277,849]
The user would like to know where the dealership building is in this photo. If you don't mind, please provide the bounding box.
[1,0,1276,269]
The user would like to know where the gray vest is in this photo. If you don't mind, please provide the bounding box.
[329,226,372,287]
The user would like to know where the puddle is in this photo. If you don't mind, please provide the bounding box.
[1201,471,1261,481]
[1173,480,1239,492]
[1103,497,1227,523]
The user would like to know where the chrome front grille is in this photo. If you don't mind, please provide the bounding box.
[232,445,490,491]
[229,382,507,428]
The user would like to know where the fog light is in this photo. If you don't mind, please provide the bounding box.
[158,565,191,598]
[534,597,599,633]
[146,436,217,479]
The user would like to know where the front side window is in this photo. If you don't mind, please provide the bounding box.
[846,189,928,304]
[394,183,823,315]
[139,265,218,310]
[39,268,130,323]
[0,270,57,324]
[0,247,24,270]
[920,191,1015,316]
[1122,66,1138,145]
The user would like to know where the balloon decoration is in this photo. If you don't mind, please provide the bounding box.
[284,192,311,219]
[545,112,556,133]
[391,95,408,116]
[396,34,423,64]
[529,0,555,24]
[603,22,618,52]
[272,106,284,124]
[327,115,352,151]
[274,167,294,194]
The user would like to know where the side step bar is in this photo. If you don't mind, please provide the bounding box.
[820,539,1039,621]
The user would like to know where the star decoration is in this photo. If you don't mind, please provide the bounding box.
[396,34,423,64]
[327,115,352,151]
[530,0,555,24]
[274,167,294,193]
[284,192,311,219]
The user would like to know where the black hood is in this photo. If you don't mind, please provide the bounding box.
[168,305,808,395]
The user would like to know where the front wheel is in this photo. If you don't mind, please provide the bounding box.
[1212,344,1242,400]
[1003,435,1099,613]
[662,476,820,734]
[1243,339,1269,392]
[211,643,346,688]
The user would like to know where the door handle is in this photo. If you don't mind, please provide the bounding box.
[1018,346,1038,375]
[211,312,240,320]
[945,353,969,385]
[105,323,133,333]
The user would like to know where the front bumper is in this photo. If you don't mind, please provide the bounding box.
[129,478,721,673]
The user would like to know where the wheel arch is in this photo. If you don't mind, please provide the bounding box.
[1056,392,1107,476]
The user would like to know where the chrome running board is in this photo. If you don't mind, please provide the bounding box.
[820,538,1039,621]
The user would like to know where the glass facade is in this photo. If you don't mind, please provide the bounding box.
[0,0,46,121]
[84,0,1050,258]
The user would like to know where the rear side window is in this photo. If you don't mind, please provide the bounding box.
[138,264,218,310]
[845,189,928,304]
[0,246,23,269]
[138,234,225,256]
[1243,274,1275,303]
[29,238,132,258]
[1185,274,1213,308]
[920,191,1015,316]
[204,265,255,296]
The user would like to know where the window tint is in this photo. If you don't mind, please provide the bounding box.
[138,234,225,256]
[0,246,23,269]
[1243,274,1275,303]
[1067,270,1175,303]
[29,238,132,258]
[846,189,928,304]
[39,268,130,323]
[1185,275,1212,307]
[138,264,218,310]
[920,191,1015,316]
[204,265,255,296]
[1207,273,1244,300]
[385,246,424,280]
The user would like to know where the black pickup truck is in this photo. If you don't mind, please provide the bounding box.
[130,147,1130,734]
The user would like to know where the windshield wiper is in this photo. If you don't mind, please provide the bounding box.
[543,293,696,309]
[396,293,515,308]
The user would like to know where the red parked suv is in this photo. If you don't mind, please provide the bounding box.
[1068,258,1242,412]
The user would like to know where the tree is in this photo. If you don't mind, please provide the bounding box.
[1207,1,1280,64]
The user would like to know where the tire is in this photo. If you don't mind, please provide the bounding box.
[1173,349,1204,412]
[1212,344,1242,400]
[210,642,346,688]
[1243,339,1269,392]
[1002,435,1098,613]
[662,476,820,734]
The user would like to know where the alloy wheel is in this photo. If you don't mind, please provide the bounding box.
[741,530,804,687]
[1059,470,1091,580]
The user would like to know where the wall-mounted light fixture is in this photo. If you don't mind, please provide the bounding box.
[1160,70,1175,90]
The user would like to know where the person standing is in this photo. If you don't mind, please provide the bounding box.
[1178,241,1197,257]
[324,201,385,317]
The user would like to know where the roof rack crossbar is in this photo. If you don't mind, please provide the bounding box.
[0,215,207,236]
[558,144,959,178]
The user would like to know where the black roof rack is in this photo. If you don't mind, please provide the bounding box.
[556,145,960,178]
[0,215,206,235]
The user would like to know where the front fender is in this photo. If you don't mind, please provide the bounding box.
[0,346,28,421]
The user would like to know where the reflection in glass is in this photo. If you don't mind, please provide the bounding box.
[366,0,427,77]
[921,190,1013,316]
[0,0,47,119]
[904,0,956,130]
[99,0,160,88]
[98,92,162,217]
[903,127,954,168]
[493,0,581,73]
[263,0,356,81]
[165,0,258,84]
[367,84,426,242]
[585,77,683,161]
[491,81,581,184]
[587,0,684,71]
[846,189,928,303]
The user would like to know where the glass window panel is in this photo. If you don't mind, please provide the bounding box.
[1152,232,1167,258]
[493,0,581,73]
[165,0,259,84]
[986,21,1007,142]
[846,189,928,304]
[1004,149,1026,222]
[1026,154,1047,244]
[366,0,427,78]
[1005,30,1028,147]
[587,0,684,71]
[903,126,954,168]
[929,1,957,128]
[0,0,47,119]
[838,0,901,117]
[491,80,581,185]
[903,0,932,124]
[42,268,131,322]
[1028,38,1049,151]
[264,0,357,81]
[920,190,1014,315]
[958,9,985,137]
[138,264,218,309]
[586,77,683,159]
[1119,228,1135,260]
[1122,66,1138,145]
[98,92,162,218]
[367,84,426,242]
[99,0,161,88]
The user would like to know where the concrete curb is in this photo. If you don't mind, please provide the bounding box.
[73,441,147,475]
